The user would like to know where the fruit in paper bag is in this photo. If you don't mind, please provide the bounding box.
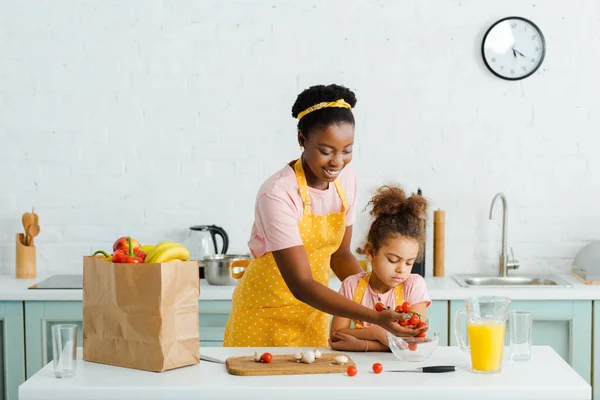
[144,241,177,262]
[113,236,141,253]
[140,244,154,254]
[145,242,190,263]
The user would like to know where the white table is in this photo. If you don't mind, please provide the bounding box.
[19,346,591,400]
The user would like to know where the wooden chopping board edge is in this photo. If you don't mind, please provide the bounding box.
[225,352,355,376]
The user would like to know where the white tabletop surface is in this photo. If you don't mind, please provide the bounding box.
[18,346,591,400]
[3,272,600,301]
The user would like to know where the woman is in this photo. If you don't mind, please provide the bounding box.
[223,84,419,347]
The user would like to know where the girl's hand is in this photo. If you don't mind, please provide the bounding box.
[369,325,390,345]
[376,309,428,338]
[328,332,366,352]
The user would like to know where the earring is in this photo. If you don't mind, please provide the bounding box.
[300,146,305,152]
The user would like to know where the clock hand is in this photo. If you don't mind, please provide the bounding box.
[514,49,526,58]
[512,49,517,58]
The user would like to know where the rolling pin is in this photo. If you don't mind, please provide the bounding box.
[433,209,445,277]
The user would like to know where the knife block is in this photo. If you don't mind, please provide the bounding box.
[16,233,36,279]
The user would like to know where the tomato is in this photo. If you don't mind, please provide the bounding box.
[401,301,411,313]
[416,331,427,338]
[372,363,383,374]
[260,352,272,363]
[395,305,403,312]
[375,302,386,312]
[409,315,420,326]
[399,319,409,326]
[408,343,417,351]
[347,365,357,376]
[417,321,427,329]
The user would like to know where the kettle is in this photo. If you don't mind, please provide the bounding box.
[186,225,229,278]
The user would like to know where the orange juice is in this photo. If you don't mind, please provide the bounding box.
[467,320,505,372]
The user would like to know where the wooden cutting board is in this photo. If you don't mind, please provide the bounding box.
[225,352,355,376]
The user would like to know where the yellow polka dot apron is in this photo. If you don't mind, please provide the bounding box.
[351,272,403,329]
[223,159,347,347]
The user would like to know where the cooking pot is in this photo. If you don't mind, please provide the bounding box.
[202,254,251,286]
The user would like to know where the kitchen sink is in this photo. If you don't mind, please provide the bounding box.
[453,275,573,288]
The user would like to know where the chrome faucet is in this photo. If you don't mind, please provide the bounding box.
[488,193,519,277]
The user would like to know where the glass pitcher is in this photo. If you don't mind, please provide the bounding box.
[454,296,511,374]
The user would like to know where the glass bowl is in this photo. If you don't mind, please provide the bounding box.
[387,331,440,362]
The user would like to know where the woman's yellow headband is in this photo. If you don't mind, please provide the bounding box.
[297,99,352,121]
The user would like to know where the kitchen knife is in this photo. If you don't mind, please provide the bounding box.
[200,354,225,364]
[387,365,455,373]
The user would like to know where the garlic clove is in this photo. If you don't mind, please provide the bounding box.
[294,351,303,361]
[334,355,348,365]
[301,351,316,364]
[314,349,322,359]
[253,351,261,362]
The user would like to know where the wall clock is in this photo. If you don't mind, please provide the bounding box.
[481,16,546,81]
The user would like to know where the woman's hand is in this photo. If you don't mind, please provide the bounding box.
[328,332,367,352]
[376,310,428,338]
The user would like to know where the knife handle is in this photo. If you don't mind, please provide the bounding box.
[422,365,455,373]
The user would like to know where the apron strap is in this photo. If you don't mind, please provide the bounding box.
[294,159,348,214]
[333,179,348,213]
[350,272,404,329]
[351,273,371,329]
[294,159,312,214]
[394,282,404,306]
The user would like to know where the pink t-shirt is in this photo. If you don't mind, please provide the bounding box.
[339,272,431,327]
[247,162,358,259]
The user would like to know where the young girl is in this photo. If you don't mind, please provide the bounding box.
[330,185,430,351]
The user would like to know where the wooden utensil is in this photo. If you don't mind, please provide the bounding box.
[27,224,40,246]
[22,212,35,246]
[225,352,355,376]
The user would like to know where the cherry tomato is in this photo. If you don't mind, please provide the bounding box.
[409,315,420,326]
[417,321,427,329]
[395,305,403,312]
[372,363,383,374]
[401,301,412,313]
[260,352,272,363]
[416,331,427,338]
[375,302,386,312]
[408,343,417,351]
[399,319,409,326]
[347,365,357,376]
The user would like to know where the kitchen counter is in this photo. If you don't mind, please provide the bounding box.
[19,346,591,400]
[2,272,600,301]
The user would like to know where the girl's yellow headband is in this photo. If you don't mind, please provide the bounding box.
[297,99,352,121]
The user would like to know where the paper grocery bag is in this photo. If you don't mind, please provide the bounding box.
[82,256,200,372]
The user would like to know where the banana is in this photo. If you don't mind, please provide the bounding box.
[150,244,190,263]
[144,241,178,263]
[140,244,154,254]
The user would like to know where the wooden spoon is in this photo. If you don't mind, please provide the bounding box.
[31,207,39,226]
[27,224,40,246]
[22,212,35,245]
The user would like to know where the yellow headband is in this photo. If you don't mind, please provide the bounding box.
[297,99,352,121]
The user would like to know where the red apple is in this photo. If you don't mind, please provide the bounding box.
[113,236,141,253]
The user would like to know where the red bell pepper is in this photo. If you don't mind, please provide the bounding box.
[112,249,126,263]
[123,236,143,264]
[134,249,146,262]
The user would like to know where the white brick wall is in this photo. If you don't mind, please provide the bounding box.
[1,0,599,277]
